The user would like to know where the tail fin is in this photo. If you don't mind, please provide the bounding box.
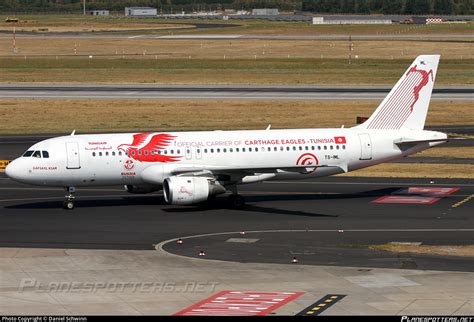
[356,55,440,130]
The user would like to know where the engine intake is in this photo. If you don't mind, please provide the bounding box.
[163,176,225,205]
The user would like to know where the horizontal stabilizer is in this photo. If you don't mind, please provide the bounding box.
[394,138,449,146]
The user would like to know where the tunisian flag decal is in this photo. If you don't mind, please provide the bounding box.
[334,136,346,144]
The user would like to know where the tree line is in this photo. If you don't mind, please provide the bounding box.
[0,0,472,14]
[302,0,472,15]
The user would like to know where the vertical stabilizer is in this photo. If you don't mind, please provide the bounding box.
[356,55,439,130]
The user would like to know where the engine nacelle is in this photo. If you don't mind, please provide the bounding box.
[125,185,160,194]
[163,176,225,205]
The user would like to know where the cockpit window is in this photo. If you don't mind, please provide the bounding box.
[42,151,49,158]
[23,150,34,157]
[32,151,41,158]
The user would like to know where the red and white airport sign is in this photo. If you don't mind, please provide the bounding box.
[373,187,459,204]
[175,290,304,316]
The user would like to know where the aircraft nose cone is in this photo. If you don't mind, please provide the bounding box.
[5,160,22,182]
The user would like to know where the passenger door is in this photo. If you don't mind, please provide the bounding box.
[358,133,372,160]
[66,142,81,169]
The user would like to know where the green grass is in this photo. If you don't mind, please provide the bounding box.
[0,58,471,85]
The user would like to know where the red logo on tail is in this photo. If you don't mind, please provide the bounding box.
[406,65,434,111]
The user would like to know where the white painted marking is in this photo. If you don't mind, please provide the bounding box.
[345,273,420,288]
[226,238,260,243]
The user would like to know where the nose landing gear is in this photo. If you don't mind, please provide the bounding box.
[63,186,76,210]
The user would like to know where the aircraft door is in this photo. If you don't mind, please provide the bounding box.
[66,142,81,169]
[358,133,372,160]
[195,147,202,160]
[185,147,192,160]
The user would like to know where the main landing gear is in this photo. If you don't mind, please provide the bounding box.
[227,185,246,209]
[63,186,76,210]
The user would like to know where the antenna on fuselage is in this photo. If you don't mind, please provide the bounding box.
[70,130,76,136]
[265,124,271,130]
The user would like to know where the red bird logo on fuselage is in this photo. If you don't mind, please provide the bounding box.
[117,133,181,163]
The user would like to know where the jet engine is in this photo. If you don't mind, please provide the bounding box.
[125,185,160,194]
[163,176,226,205]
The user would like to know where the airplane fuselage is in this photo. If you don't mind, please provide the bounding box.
[7,128,445,188]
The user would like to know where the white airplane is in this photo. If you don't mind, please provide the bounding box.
[6,55,448,209]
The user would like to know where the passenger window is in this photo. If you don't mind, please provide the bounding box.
[144,150,148,155]
[299,146,302,151]
[292,146,296,151]
[242,148,245,152]
[32,151,41,158]
[99,152,103,156]
[210,149,214,153]
[223,148,227,153]
[318,146,321,150]
[230,148,233,152]
[112,151,116,156]
[131,151,136,156]
[236,148,239,152]
[336,145,339,150]
[138,151,142,156]
[119,151,122,156]
[204,149,208,153]
[330,146,333,150]
[217,148,220,153]
[268,147,271,152]
[164,150,168,155]
[249,148,252,152]
[286,147,290,151]
[92,152,96,157]
[177,150,180,154]
[311,146,315,150]
[158,150,162,154]
[23,150,34,157]
[343,145,346,150]
[305,146,309,151]
[151,151,155,155]
[105,151,109,156]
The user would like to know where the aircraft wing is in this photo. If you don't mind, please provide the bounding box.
[169,164,348,177]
